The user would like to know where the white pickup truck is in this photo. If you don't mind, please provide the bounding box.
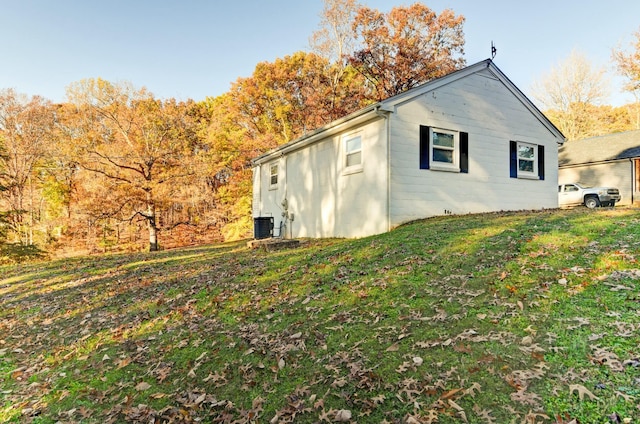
[558,182,621,208]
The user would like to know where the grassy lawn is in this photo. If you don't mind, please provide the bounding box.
[1,207,639,423]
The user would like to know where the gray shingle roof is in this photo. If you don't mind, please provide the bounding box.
[558,130,640,166]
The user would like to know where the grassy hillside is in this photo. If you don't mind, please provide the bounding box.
[1,208,639,423]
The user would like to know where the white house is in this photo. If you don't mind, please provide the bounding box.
[251,59,565,239]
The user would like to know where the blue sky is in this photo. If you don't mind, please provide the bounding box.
[1,0,639,106]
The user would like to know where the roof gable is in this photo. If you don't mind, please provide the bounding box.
[253,59,565,165]
[380,59,564,141]
[559,130,640,166]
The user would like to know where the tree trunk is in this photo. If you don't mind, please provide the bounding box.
[147,196,159,252]
[149,222,158,252]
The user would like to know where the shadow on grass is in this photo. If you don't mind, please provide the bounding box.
[0,243,46,265]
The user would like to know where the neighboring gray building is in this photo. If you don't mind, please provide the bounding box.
[558,130,640,206]
[252,59,565,239]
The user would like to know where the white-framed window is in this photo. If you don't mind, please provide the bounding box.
[510,141,544,180]
[420,127,460,172]
[269,163,278,189]
[343,133,363,174]
[419,126,468,173]
[431,128,457,168]
[517,142,536,175]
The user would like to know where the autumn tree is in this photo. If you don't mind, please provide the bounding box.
[0,89,56,246]
[198,94,253,240]
[613,27,640,129]
[532,50,610,141]
[65,79,200,251]
[310,0,371,120]
[348,3,466,100]
[311,0,360,65]
[229,51,369,143]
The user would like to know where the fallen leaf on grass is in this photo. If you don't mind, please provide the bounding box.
[510,389,542,407]
[447,399,468,423]
[149,393,166,399]
[615,390,635,402]
[524,410,550,422]
[440,388,463,400]
[569,384,599,401]
[465,382,482,397]
[521,336,533,346]
[334,409,352,421]
[386,343,399,352]
[396,361,410,373]
[135,381,151,391]
[472,405,496,423]
[371,394,386,405]
[194,393,206,405]
[116,357,132,369]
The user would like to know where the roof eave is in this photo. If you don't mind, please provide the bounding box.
[252,103,383,165]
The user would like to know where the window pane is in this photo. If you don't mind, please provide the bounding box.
[346,136,361,153]
[519,159,534,172]
[270,164,277,185]
[346,151,361,167]
[518,145,534,159]
[433,132,454,148]
[433,148,453,163]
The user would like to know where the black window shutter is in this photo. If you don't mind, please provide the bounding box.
[538,145,545,180]
[419,125,430,169]
[460,132,469,173]
[509,141,517,178]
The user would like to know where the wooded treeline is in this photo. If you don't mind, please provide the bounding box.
[1,1,639,260]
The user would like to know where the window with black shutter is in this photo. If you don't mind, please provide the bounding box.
[419,126,467,173]
[510,140,544,180]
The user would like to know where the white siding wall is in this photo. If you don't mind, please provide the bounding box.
[254,117,389,238]
[389,69,560,227]
[559,160,633,205]
[252,156,286,236]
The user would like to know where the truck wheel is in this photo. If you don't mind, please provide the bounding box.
[585,196,600,209]
[609,201,616,208]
